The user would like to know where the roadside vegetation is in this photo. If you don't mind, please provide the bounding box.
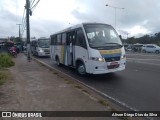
[0,53,15,85]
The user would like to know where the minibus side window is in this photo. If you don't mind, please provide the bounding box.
[51,36,54,45]
[52,35,57,45]
[76,29,87,49]
[57,34,62,45]
[62,33,66,45]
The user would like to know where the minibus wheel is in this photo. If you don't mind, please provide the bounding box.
[56,57,61,66]
[142,50,146,53]
[77,62,86,76]
[155,50,160,54]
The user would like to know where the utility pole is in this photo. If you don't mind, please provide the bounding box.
[16,24,21,42]
[25,0,31,61]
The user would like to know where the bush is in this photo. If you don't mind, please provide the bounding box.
[0,53,15,69]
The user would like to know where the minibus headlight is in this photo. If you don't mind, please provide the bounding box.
[38,48,44,52]
[90,57,105,62]
[39,49,43,52]
[98,58,105,62]
[121,54,126,59]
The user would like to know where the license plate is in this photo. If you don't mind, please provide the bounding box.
[110,62,118,65]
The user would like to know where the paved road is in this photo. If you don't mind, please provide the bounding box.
[35,53,160,112]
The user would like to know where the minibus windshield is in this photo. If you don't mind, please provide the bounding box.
[84,24,122,49]
[38,39,49,48]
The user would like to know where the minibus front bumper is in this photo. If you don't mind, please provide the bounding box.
[89,59,126,74]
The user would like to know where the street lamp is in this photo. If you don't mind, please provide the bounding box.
[69,23,75,26]
[105,4,124,29]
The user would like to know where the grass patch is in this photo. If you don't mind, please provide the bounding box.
[59,76,64,79]
[0,71,8,85]
[63,78,69,81]
[52,71,58,75]
[0,53,15,85]
[98,99,108,106]
[82,89,89,94]
[0,53,15,69]
[110,107,117,112]
[66,81,73,84]
[74,85,82,89]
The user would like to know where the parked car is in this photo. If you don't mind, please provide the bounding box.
[125,44,134,51]
[141,44,160,54]
[123,44,129,50]
[133,44,143,52]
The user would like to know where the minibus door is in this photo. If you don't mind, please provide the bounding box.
[67,31,76,66]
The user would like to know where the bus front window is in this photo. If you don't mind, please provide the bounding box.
[84,24,122,49]
[38,40,49,48]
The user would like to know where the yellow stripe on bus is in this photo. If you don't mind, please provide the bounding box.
[60,46,64,63]
[99,49,121,54]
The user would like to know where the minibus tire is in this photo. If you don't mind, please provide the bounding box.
[143,50,146,53]
[56,57,61,66]
[77,62,86,76]
[155,50,160,54]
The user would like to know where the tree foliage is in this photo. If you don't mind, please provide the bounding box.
[122,32,160,45]
[10,36,21,43]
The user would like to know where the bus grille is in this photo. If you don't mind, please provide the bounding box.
[44,49,49,52]
[105,56,120,62]
[107,64,119,69]
[43,49,50,54]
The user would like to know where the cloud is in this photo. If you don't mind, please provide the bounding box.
[0,9,18,37]
[29,18,67,38]
[1,0,160,38]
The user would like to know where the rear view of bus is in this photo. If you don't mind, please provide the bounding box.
[84,23,126,74]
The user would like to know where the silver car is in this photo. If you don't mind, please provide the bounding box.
[142,44,160,54]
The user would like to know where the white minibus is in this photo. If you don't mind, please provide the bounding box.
[50,23,126,75]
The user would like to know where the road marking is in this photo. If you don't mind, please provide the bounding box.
[127,58,160,66]
[127,58,160,61]
[127,53,160,57]
[135,61,160,66]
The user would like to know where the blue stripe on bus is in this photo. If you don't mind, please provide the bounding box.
[101,53,121,58]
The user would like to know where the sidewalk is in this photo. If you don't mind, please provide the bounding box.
[0,53,119,120]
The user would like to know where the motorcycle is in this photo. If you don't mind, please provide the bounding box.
[8,47,17,58]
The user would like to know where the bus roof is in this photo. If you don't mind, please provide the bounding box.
[31,38,49,42]
[39,37,49,39]
[50,22,112,36]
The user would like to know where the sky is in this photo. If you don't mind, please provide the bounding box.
[0,0,160,39]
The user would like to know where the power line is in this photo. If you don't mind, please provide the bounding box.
[31,0,40,10]
[21,8,26,36]
[21,18,26,36]
[21,8,26,26]
[21,19,26,35]
[21,0,40,37]
[30,0,36,8]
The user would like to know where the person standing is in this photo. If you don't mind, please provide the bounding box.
[69,39,73,65]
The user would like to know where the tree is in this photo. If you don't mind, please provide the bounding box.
[124,32,160,45]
